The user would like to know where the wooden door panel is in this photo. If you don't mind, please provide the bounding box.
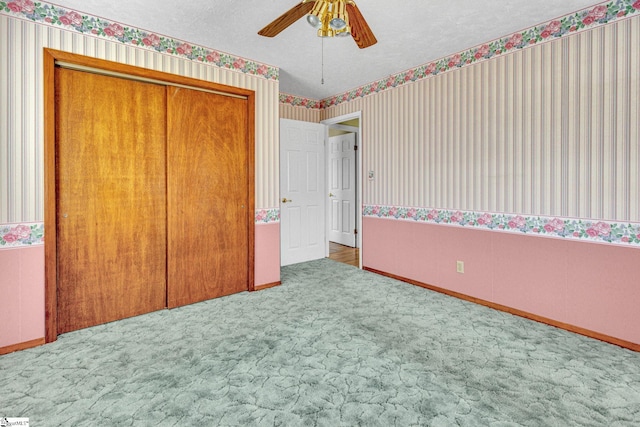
[167,87,249,307]
[56,68,167,334]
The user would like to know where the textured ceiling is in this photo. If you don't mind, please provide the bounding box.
[50,0,602,100]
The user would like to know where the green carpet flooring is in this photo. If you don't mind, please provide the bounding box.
[2,258,639,426]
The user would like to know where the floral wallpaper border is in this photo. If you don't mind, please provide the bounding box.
[0,222,45,248]
[0,211,280,248]
[279,93,322,110]
[0,0,279,80]
[4,207,639,247]
[280,0,640,109]
[255,208,280,224]
[363,205,640,247]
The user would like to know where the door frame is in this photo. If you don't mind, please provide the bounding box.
[321,111,363,268]
[44,49,256,343]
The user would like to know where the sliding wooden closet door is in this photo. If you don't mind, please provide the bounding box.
[56,68,167,334]
[167,87,249,307]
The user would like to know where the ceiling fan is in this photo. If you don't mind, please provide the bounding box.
[258,0,377,49]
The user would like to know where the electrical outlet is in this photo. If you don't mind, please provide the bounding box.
[456,261,464,274]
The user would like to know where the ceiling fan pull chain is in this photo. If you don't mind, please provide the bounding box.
[321,37,325,85]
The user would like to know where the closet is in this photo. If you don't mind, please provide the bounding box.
[46,50,255,338]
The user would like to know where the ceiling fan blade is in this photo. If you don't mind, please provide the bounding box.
[346,2,377,49]
[258,1,316,37]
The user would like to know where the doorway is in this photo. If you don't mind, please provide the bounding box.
[322,112,362,268]
[278,113,362,269]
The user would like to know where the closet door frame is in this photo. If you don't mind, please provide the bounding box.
[44,49,256,343]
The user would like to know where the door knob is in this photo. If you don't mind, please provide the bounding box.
[282,198,293,203]
[329,193,335,197]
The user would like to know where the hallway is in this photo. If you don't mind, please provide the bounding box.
[328,242,359,267]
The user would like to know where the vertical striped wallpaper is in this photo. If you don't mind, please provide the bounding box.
[322,16,640,223]
[279,103,322,123]
[0,15,280,223]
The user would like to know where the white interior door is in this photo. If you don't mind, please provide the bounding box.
[328,133,356,247]
[280,119,326,266]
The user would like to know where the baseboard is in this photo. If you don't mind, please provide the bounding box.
[0,337,46,355]
[364,266,640,352]
[253,281,281,291]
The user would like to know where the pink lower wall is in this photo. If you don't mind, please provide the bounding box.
[0,246,45,348]
[363,217,640,345]
[1,225,281,349]
[255,223,281,286]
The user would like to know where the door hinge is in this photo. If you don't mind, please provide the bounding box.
[354,145,358,150]
[354,228,358,235]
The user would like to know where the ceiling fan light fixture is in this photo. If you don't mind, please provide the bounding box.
[329,17,347,30]
[306,14,321,28]
[329,0,348,30]
[335,26,351,37]
[307,0,328,29]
